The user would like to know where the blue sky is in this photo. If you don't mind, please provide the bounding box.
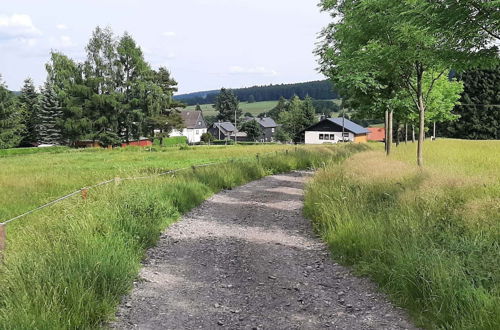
[0,0,330,94]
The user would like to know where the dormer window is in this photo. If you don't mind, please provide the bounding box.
[198,121,201,125]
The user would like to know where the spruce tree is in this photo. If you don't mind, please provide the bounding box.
[19,78,39,145]
[440,69,499,140]
[37,83,63,145]
[214,88,242,122]
[0,76,24,149]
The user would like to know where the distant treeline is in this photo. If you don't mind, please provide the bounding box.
[175,80,339,105]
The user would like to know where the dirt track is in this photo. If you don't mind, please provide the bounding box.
[112,172,416,329]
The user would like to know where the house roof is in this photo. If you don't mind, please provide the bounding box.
[367,127,385,141]
[179,110,206,129]
[243,117,278,128]
[213,122,236,133]
[303,118,370,135]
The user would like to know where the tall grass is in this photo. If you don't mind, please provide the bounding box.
[0,144,367,329]
[0,144,323,221]
[304,140,500,329]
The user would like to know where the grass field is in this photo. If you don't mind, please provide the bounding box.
[305,139,500,329]
[0,144,301,222]
[185,101,279,117]
[0,144,368,329]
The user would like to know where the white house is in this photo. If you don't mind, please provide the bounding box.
[170,110,207,143]
[302,118,369,144]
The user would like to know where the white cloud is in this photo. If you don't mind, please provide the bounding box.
[229,66,278,76]
[55,24,68,30]
[0,14,42,39]
[162,31,176,37]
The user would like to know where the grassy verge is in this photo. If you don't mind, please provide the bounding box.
[304,140,500,329]
[0,144,367,328]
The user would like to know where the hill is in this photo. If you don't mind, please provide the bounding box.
[175,80,338,105]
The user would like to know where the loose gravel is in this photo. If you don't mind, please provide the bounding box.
[112,171,416,329]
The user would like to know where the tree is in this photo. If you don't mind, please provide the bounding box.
[214,88,241,123]
[267,96,287,120]
[195,104,202,111]
[201,132,215,144]
[440,68,500,139]
[37,83,63,145]
[277,95,317,142]
[0,76,24,149]
[240,119,263,141]
[317,0,497,166]
[248,95,256,103]
[148,110,184,146]
[19,78,39,146]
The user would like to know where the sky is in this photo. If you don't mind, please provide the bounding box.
[0,0,331,94]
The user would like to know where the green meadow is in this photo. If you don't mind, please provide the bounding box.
[305,139,500,329]
[0,144,367,329]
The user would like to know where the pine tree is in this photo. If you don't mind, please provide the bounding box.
[19,78,39,145]
[302,96,317,126]
[214,88,242,122]
[0,76,24,149]
[37,83,63,145]
[440,69,499,140]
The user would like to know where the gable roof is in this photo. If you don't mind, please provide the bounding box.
[179,110,206,129]
[243,117,278,128]
[213,121,236,133]
[303,118,370,135]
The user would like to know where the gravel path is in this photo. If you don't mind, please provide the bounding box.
[112,172,416,329]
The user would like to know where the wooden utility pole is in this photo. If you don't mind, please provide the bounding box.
[234,107,237,144]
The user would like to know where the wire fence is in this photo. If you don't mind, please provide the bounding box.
[0,148,295,229]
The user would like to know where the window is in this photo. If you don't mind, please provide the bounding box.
[324,134,330,140]
[198,121,201,126]
[343,132,349,137]
[271,128,275,133]
[330,134,336,140]
[319,134,324,140]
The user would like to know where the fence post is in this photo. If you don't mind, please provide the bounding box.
[0,223,6,259]
[81,188,88,200]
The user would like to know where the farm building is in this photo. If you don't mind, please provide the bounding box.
[170,110,207,143]
[242,116,278,142]
[301,118,369,144]
[121,138,153,148]
[367,127,386,142]
[209,121,248,141]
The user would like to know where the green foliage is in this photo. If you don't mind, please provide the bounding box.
[18,78,39,146]
[240,119,263,141]
[440,68,500,139]
[214,88,242,122]
[247,94,256,103]
[36,83,63,145]
[0,77,24,149]
[305,140,500,329]
[200,132,215,143]
[278,95,317,142]
[0,144,365,328]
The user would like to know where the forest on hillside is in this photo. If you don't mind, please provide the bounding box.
[174,80,339,105]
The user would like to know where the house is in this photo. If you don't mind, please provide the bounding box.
[209,121,248,141]
[242,116,278,142]
[367,127,386,142]
[121,138,153,148]
[169,110,207,143]
[302,117,369,144]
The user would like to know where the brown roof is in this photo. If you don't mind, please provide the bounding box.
[179,110,207,129]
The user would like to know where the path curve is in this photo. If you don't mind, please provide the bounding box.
[113,172,416,329]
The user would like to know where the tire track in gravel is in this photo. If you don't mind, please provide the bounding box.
[112,171,416,330]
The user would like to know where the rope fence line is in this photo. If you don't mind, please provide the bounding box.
[0,148,296,228]
[0,148,300,257]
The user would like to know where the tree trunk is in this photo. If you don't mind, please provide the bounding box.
[433,122,436,141]
[384,110,389,154]
[396,122,401,147]
[387,110,393,155]
[416,64,425,167]
[405,123,408,144]
[412,125,415,143]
